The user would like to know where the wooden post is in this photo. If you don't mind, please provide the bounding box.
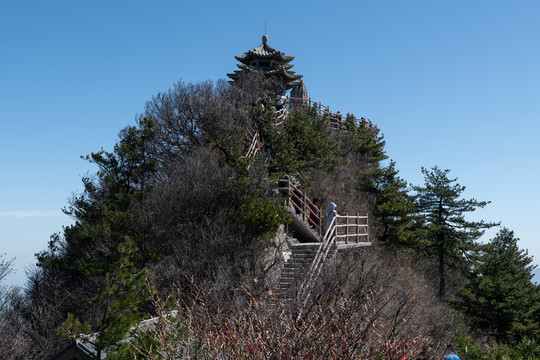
[317,206,322,236]
[345,212,349,244]
[356,212,359,243]
[287,177,291,209]
[366,214,369,243]
[303,196,307,222]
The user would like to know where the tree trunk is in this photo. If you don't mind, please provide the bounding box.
[438,243,445,298]
[437,200,445,298]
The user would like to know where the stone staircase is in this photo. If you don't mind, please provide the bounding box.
[240,101,372,310]
[278,243,337,302]
[251,148,269,169]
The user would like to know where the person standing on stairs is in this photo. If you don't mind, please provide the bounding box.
[325,202,337,231]
[275,94,286,111]
[292,187,304,215]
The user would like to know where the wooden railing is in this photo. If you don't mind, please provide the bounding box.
[243,131,260,159]
[241,130,261,170]
[334,213,369,244]
[244,95,377,161]
[272,106,288,127]
[286,96,378,131]
[279,176,322,237]
[296,215,337,317]
[278,176,370,243]
[287,96,342,130]
[242,97,372,314]
[295,212,369,318]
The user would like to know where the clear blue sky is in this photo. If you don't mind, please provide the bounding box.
[1,0,539,285]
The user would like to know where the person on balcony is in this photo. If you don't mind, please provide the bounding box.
[336,111,343,128]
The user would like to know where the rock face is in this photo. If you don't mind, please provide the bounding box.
[261,224,298,286]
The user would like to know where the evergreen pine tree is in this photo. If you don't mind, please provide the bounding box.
[59,238,151,359]
[413,166,498,298]
[344,116,419,248]
[456,228,538,343]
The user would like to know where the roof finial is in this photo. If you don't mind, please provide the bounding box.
[262,34,268,44]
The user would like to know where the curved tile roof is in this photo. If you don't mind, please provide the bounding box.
[228,35,303,90]
[235,35,295,64]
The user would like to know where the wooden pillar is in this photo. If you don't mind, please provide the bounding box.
[319,208,322,237]
[366,214,369,243]
[356,212,359,243]
[303,196,307,222]
[345,212,349,244]
[286,176,291,209]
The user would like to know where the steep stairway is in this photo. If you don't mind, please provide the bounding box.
[240,106,372,310]
[278,243,337,302]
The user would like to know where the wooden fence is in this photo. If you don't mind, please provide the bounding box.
[279,176,322,237]
[241,130,261,164]
[334,213,369,244]
[286,96,377,131]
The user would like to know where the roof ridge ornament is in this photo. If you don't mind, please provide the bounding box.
[262,34,268,44]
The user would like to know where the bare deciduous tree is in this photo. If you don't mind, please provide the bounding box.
[130,279,443,359]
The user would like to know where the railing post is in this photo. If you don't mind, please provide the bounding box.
[317,207,322,236]
[287,176,291,209]
[345,212,349,244]
[356,212,359,243]
[366,214,369,243]
[303,196,307,222]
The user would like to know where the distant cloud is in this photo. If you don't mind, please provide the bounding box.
[0,210,64,218]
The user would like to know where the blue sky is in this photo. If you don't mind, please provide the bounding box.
[1,0,539,285]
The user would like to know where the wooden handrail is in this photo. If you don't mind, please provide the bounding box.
[334,213,369,245]
[272,107,288,127]
[296,215,337,318]
[285,96,378,131]
[295,211,369,318]
[241,131,260,159]
[252,95,377,167]
[279,176,322,236]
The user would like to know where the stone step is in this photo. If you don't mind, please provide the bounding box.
[291,251,319,255]
[285,259,313,265]
[286,256,315,262]
[291,249,319,255]
[289,253,317,259]
[286,263,312,268]
[280,277,303,283]
[278,242,341,304]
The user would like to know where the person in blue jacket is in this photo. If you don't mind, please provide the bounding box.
[325,202,337,230]
[443,344,460,360]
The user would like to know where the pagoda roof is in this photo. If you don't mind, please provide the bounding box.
[237,64,302,80]
[228,67,302,90]
[235,35,295,63]
[228,35,303,91]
